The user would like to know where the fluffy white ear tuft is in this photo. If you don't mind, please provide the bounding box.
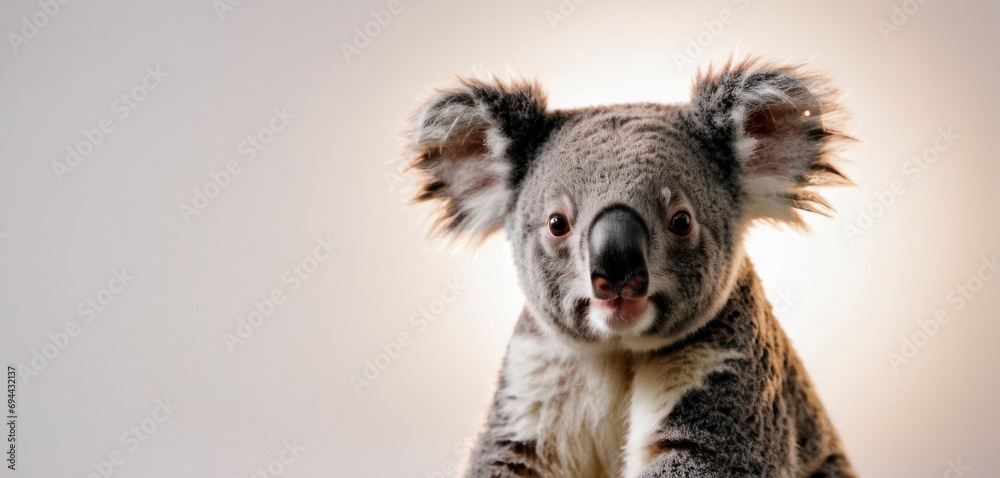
[407,76,549,242]
[692,57,855,228]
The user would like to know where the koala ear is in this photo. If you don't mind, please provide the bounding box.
[692,58,854,227]
[407,76,549,241]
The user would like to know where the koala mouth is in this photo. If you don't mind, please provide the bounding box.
[589,296,653,331]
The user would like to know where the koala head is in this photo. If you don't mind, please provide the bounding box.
[407,58,850,351]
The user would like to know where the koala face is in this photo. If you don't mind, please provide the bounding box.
[509,105,744,351]
[408,59,849,351]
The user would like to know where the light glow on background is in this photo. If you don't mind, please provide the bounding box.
[1,0,998,476]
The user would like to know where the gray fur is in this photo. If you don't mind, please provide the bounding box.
[407,58,856,477]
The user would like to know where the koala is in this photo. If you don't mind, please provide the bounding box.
[406,58,857,478]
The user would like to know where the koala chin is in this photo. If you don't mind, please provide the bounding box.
[407,57,857,478]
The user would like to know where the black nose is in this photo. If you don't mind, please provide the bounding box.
[588,206,650,300]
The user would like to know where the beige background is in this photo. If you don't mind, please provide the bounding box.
[1,0,998,476]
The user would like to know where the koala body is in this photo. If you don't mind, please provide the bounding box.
[408,58,856,477]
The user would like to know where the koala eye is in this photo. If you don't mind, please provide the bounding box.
[667,211,693,237]
[548,213,571,237]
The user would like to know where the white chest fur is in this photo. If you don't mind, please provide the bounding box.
[623,347,743,477]
[494,334,740,478]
